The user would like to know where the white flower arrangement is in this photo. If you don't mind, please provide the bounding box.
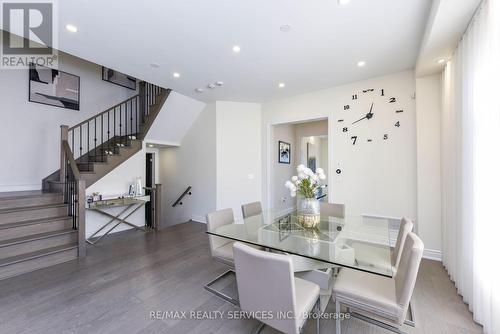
[285,164,326,198]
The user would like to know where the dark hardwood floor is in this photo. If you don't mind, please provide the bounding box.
[0,222,482,334]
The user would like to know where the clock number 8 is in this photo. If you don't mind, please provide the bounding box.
[343,127,348,132]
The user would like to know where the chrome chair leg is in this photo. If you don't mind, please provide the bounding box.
[253,322,265,334]
[316,297,321,334]
[336,299,341,334]
[203,269,239,305]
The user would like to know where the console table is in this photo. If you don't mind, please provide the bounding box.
[86,195,149,245]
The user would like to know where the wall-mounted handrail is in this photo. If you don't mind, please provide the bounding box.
[172,186,192,207]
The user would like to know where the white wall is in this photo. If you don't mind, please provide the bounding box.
[216,101,262,221]
[0,36,137,191]
[158,103,217,226]
[146,91,205,146]
[262,70,417,221]
[416,74,442,258]
[271,124,296,210]
[85,146,146,237]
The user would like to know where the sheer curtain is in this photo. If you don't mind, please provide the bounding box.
[441,0,500,333]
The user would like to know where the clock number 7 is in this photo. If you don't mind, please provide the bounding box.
[351,136,358,145]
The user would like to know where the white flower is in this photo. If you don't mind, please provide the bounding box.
[290,190,296,198]
[291,176,298,182]
[316,168,324,175]
[298,172,308,180]
[312,174,319,182]
[297,164,306,173]
[304,168,314,176]
[319,173,326,180]
[285,180,294,189]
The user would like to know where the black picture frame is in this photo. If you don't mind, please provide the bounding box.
[278,141,291,164]
[102,66,137,90]
[29,63,80,111]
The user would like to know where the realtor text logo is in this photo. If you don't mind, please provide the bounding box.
[1,1,58,69]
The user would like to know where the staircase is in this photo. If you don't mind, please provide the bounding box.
[0,82,170,280]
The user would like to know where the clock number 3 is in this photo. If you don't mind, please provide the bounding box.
[351,136,358,145]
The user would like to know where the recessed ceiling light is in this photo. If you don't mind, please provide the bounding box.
[148,144,154,148]
[278,82,285,88]
[280,24,291,32]
[437,58,446,64]
[207,83,216,89]
[195,88,203,93]
[357,61,366,67]
[150,63,160,68]
[232,45,241,53]
[66,24,78,33]
[215,81,224,87]
[338,0,351,5]
[173,72,180,78]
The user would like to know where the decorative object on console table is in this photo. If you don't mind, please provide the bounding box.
[102,66,137,90]
[285,165,326,229]
[29,63,80,110]
[278,140,291,164]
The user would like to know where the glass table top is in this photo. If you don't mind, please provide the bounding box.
[207,210,394,277]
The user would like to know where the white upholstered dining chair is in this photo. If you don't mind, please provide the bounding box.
[241,201,262,219]
[204,208,238,304]
[351,217,414,275]
[332,232,424,334]
[233,242,321,334]
[320,202,345,218]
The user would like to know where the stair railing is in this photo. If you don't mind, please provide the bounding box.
[60,126,86,257]
[56,82,166,257]
[65,82,165,170]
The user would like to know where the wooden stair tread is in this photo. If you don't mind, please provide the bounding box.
[0,203,68,214]
[0,216,72,230]
[0,229,76,248]
[0,243,78,268]
[0,191,62,200]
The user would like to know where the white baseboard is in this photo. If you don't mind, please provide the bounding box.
[0,184,41,192]
[191,215,206,224]
[423,248,442,261]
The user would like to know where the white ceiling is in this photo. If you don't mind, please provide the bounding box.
[416,0,482,77]
[55,0,431,102]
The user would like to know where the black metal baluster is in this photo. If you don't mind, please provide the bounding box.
[100,115,103,158]
[119,104,122,146]
[107,111,110,156]
[79,125,82,161]
[125,102,128,143]
[113,108,116,153]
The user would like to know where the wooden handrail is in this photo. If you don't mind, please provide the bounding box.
[62,140,81,180]
[69,93,140,131]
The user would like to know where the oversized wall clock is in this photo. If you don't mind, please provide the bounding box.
[337,88,404,145]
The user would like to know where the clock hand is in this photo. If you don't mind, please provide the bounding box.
[352,116,368,124]
[352,102,375,125]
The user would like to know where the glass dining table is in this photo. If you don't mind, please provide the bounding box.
[207,210,394,277]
